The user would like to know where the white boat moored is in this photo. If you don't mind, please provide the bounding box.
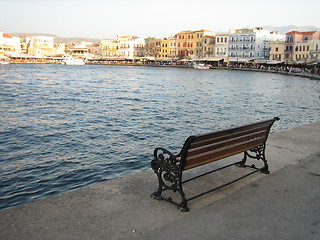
[62,56,85,65]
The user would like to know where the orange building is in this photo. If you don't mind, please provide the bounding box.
[176,29,214,59]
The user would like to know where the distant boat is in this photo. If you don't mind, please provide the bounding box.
[0,58,10,65]
[194,63,210,69]
[62,56,85,65]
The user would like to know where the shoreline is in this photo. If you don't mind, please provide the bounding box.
[5,61,320,80]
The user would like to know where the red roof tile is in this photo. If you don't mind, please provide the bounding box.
[3,33,13,38]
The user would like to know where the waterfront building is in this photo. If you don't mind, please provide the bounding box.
[0,31,21,54]
[54,42,66,56]
[88,43,102,59]
[65,41,93,59]
[215,33,229,62]
[284,31,320,63]
[310,39,320,63]
[118,35,145,60]
[144,38,156,59]
[66,45,89,59]
[27,35,55,56]
[200,35,215,59]
[160,38,169,58]
[176,29,214,59]
[269,41,285,62]
[228,28,285,63]
[101,39,120,59]
[0,31,3,55]
[168,36,177,58]
[176,30,191,59]
[154,38,162,59]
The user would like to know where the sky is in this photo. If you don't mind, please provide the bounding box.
[1,0,319,39]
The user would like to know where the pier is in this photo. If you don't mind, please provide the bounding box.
[0,121,319,239]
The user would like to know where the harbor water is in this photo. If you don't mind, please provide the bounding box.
[1,64,319,210]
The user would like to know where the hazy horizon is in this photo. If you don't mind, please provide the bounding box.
[1,0,320,39]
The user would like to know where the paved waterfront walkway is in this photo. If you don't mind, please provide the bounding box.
[0,121,319,240]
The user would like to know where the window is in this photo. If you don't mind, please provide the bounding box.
[275,47,279,52]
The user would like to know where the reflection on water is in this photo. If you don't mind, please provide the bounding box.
[0,64,319,210]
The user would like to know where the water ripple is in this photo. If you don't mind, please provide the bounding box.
[0,64,320,210]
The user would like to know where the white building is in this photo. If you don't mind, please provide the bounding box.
[118,36,145,59]
[0,31,21,54]
[309,39,320,63]
[228,28,285,63]
[215,33,229,62]
[28,35,55,56]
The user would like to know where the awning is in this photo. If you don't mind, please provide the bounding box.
[202,57,223,61]
[265,60,284,64]
[141,57,155,60]
[229,58,254,63]
[155,58,177,61]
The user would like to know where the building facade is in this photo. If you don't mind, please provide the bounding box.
[215,33,229,62]
[0,31,21,54]
[201,35,215,59]
[176,29,214,59]
[118,36,145,59]
[229,28,285,63]
[101,39,120,58]
[269,41,285,61]
[310,39,320,63]
[284,31,320,63]
[28,36,55,56]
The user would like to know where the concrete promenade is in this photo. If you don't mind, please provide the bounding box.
[0,121,319,240]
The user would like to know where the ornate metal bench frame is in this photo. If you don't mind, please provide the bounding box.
[151,117,279,211]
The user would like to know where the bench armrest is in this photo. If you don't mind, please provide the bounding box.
[152,148,181,172]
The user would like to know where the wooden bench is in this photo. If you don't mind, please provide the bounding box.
[151,117,279,211]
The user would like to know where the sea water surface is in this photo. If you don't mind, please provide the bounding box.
[1,64,320,210]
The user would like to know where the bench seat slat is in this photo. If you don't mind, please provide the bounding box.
[188,129,268,157]
[190,122,272,148]
[184,136,265,170]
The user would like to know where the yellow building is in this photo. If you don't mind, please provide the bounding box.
[28,36,55,56]
[168,37,177,58]
[101,39,119,58]
[269,42,285,62]
[294,41,311,62]
[160,38,169,58]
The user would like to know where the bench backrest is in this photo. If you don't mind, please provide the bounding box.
[180,118,279,170]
